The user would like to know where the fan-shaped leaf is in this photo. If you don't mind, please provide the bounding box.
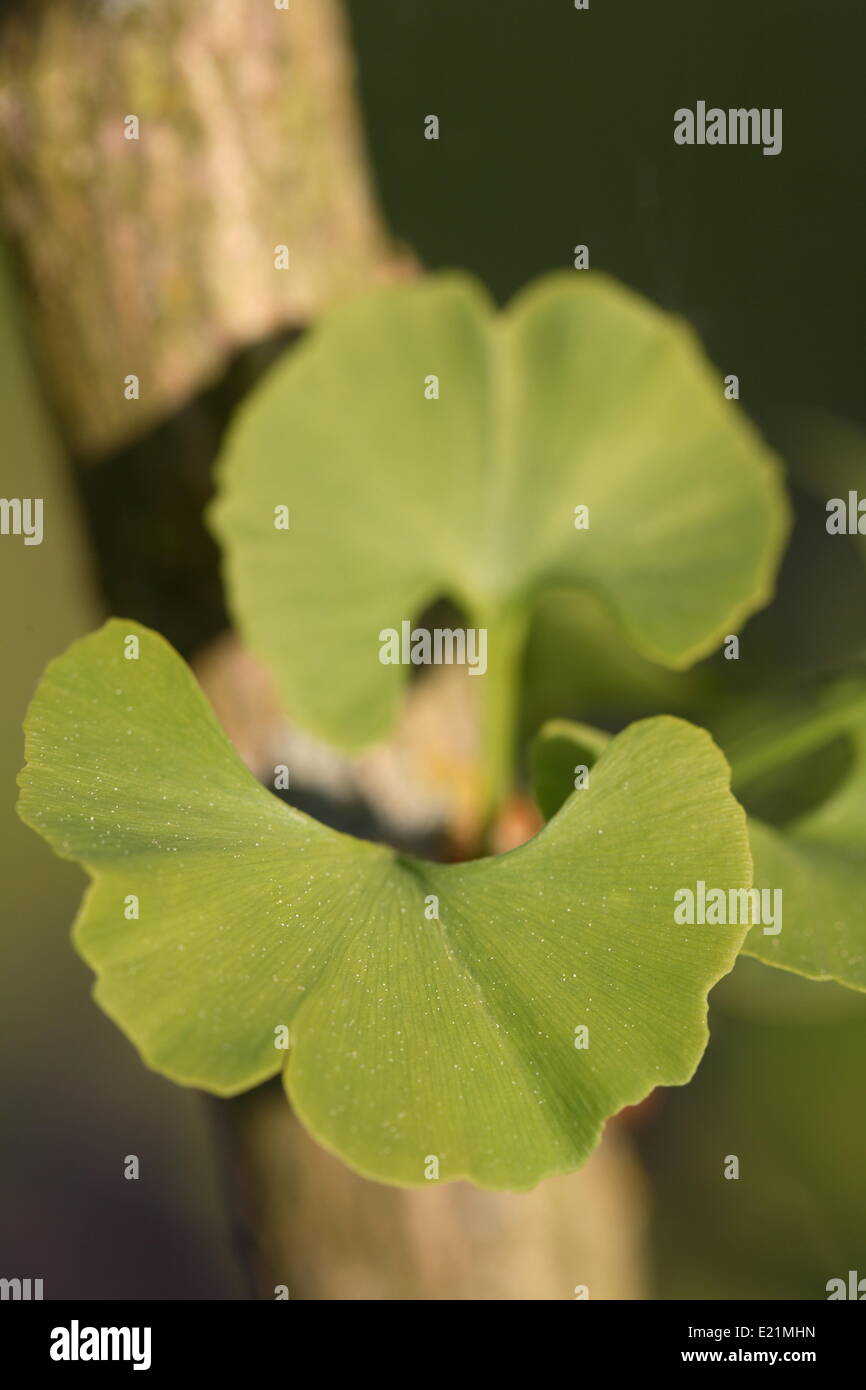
[209,273,789,761]
[19,620,751,1188]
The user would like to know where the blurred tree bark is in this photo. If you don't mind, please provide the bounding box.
[0,0,649,1301]
[214,1083,648,1301]
[0,0,411,653]
[0,0,405,458]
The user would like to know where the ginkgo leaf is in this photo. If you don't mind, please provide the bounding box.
[728,686,866,992]
[19,620,751,1190]
[532,696,866,995]
[209,272,789,769]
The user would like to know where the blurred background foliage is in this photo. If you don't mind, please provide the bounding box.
[1,0,864,1298]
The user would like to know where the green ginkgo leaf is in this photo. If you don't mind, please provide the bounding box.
[209,272,789,798]
[532,697,866,994]
[727,686,866,992]
[19,620,751,1189]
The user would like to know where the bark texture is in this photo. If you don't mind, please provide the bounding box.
[0,0,403,456]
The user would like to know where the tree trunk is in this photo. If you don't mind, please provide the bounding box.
[0,0,405,458]
[213,1082,647,1302]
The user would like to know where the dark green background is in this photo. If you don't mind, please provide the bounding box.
[350,0,865,425]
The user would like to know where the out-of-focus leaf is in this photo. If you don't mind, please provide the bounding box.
[210,273,789,762]
[529,717,611,822]
[733,686,866,991]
